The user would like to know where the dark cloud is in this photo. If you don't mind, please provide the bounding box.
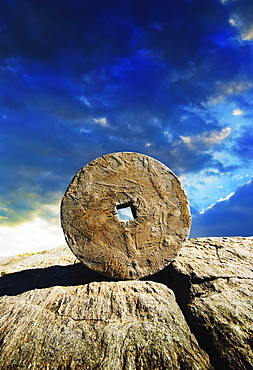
[234,128,253,160]
[191,180,253,237]
[0,0,252,236]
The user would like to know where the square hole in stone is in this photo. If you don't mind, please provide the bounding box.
[116,202,136,221]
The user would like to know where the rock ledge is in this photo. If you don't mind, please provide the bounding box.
[0,236,252,369]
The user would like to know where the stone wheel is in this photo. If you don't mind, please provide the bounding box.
[61,152,191,279]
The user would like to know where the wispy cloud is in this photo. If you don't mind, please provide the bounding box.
[200,191,235,214]
[180,127,231,150]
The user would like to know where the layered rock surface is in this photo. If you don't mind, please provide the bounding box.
[0,236,252,369]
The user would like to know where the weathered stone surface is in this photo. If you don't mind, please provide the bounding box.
[1,237,252,369]
[169,237,253,280]
[0,246,109,297]
[0,246,77,275]
[165,237,253,370]
[188,278,253,370]
[61,152,191,280]
[0,281,211,370]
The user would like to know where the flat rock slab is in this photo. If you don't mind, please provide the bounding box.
[61,152,191,279]
[0,281,211,370]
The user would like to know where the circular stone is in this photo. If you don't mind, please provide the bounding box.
[61,152,191,280]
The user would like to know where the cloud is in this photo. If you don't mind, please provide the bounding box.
[200,191,235,213]
[191,179,253,237]
[180,127,232,150]
[76,96,92,107]
[232,108,243,115]
[93,117,110,127]
[0,0,253,249]
[227,1,253,41]
[202,127,232,145]
[208,79,253,105]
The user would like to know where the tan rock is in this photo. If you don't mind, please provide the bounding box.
[0,245,77,276]
[0,281,210,370]
[188,278,253,370]
[61,152,191,280]
[166,237,253,370]
[0,245,108,297]
[171,236,253,280]
[1,237,252,369]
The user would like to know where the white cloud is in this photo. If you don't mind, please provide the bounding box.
[230,81,251,93]
[232,109,243,116]
[217,192,235,202]
[208,80,252,104]
[202,127,231,145]
[229,17,238,28]
[229,14,253,41]
[242,27,253,41]
[80,127,92,133]
[180,136,192,145]
[178,174,186,182]
[201,191,235,214]
[180,127,231,149]
[93,117,110,127]
[163,131,173,142]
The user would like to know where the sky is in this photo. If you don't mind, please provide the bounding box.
[1,0,253,256]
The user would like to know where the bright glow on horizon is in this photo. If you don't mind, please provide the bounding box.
[0,217,66,257]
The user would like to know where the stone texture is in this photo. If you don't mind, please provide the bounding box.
[0,237,252,369]
[164,237,253,370]
[169,237,253,280]
[61,152,191,280]
[0,246,109,297]
[188,278,253,370]
[0,246,77,276]
[0,281,210,370]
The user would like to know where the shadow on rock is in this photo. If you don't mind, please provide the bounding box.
[0,261,175,297]
[0,263,111,296]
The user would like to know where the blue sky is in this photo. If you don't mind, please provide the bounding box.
[1,0,253,255]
